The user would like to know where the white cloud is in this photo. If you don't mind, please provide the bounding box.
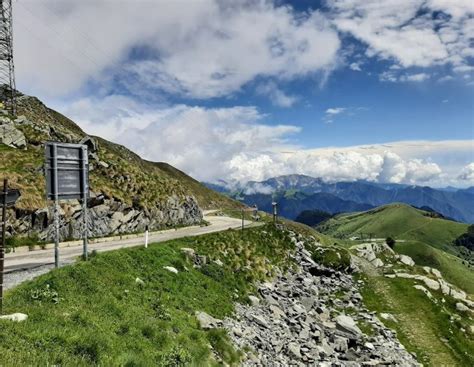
[256,81,298,107]
[458,163,474,183]
[349,62,362,71]
[328,0,474,76]
[399,73,430,82]
[15,0,340,99]
[326,107,346,115]
[380,71,430,82]
[61,95,472,187]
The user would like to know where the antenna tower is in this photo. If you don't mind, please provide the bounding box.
[0,0,15,115]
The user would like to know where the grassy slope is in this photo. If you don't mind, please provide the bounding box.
[395,241,474,295]
[0,225,294,365]
[319,203,473,293]
[319,203,468,247]
[358,273,474,367]
[1,95,240,211]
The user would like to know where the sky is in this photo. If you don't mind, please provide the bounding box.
[12,0,474,187]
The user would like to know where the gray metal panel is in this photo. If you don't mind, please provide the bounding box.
[45,142,89,201]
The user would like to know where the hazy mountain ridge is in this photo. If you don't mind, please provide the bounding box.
[205,174,474,223]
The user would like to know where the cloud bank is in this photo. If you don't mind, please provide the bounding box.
[62,96,473,187]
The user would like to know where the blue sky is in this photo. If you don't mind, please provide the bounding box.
[13,0,474,186]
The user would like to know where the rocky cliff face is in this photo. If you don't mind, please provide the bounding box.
[1,92,209,243]
[9,192,202,242]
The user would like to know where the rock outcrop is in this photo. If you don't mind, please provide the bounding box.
[6,192,202,242]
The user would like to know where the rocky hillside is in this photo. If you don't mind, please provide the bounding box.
[0,91,241,242]
[1,222,472,365]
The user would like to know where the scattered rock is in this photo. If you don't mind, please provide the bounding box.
[248,295,260,306]
[195,311,222,330]
[0,123,26,148]
[380,313,398,323]
[423,278,440,291]
[335,314,362,337]
[371,258,384,268]
[456,302,470,312]
[0,313,28,322]
[163,266,178,274]
[135,277,145,285]
[399,255,415,266]
[222,236,419,366]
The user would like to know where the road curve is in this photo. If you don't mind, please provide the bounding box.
[4,214,252,275]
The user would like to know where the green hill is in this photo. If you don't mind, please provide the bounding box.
[318,203,473,294]
[318,203,468,248]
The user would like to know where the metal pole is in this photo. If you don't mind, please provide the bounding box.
[145,225,149,248]
[81,146,88,260]
[0,178,7,314]
[53,144,59,268]
[272,202,277,224]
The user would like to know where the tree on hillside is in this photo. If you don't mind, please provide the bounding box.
[386,237,396,249]
[453,225,474,251]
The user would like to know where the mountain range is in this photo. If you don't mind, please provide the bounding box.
[204,174,474,223]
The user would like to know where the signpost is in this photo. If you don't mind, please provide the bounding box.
[45,142,89,267]
[0,178,21,313]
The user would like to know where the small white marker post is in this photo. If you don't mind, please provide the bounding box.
[144,225,149,248]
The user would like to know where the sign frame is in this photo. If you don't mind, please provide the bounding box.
[44,142,90,266]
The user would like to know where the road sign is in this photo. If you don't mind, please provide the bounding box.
[0,188,20,207]
[44,142,90,267]
[45,142,89,200]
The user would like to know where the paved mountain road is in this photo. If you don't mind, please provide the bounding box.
[3,214,254,290]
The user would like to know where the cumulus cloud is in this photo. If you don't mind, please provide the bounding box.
[458,163,474,183]
[61,95,471,186]
[15,0,340,99]
[327,0,474,78]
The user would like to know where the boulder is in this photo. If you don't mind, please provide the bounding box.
[399,255,415,266]
[371,258,384,268]
[380,313,398,323]
[287,342,301,359]
[0,313,28,322]
[0,123,26,148]
[423,278,440,291]
[456,302,470,312]
[195,311,222,330]
[248,295,260,306]
[163,266,178,274]
[335,315,362,336]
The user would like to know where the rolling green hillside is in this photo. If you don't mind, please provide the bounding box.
[318,203,468,248]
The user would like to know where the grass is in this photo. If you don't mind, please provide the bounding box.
[395,241,474,295]
[358,273,474,367]
[318,203,468,248]
[0,224,294,365]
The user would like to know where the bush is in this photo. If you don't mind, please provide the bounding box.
[386,237,396,249]
[159,346,191,367]
[311,247,351,271]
